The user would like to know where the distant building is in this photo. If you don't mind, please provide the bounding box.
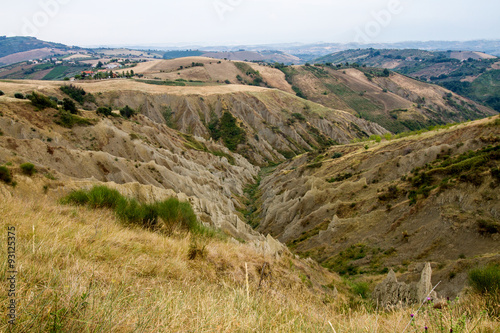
[106,64,121,69]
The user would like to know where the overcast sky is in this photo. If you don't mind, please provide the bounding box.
[1,0,499,47]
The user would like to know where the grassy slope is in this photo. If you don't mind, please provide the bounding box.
[0,190,497,332]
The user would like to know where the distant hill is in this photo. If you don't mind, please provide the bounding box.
[0,36,74,66]
[200,50,301,64]
[162,50,204,59]
[0,36,69,58]
[315,49,500,113]
[270,63,496,133]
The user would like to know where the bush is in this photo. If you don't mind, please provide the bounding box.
[468,265,500,294]
[208,112,246,152]
[27,92,57,110]
[86,186,123,209]
[61,190,90,206]
[60,85,86,104]
[477,219,500,235]
[351,281,370,299]
[292,113,306,121]
[62,185,211,236]
[56,111,92,128]
[120,105,136,118]
[20,163,36,176]
[14,93,25,99]
[96,106,112,117]
[63,98,77,114]
[0,166,12,183]
[0,90,4,96]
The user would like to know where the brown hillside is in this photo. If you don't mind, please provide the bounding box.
[283,65,496,133]
[256,116,500,296]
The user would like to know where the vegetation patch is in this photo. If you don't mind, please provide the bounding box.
[322,244,368,276]
[0,165,13,184]
[55,110,92,128]
[20,162,36,176]
[28,91,57,110]
[327,172,353,183]
[61,185,214,236]
[406,144,500,205]
[60,84,87,104]
[208,112,246,152]
[120,105,136,118]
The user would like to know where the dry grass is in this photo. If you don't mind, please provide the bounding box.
[0,79,267,98]
[0,193,498,332]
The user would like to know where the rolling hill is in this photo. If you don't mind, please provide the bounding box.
[315,49,500,113]
[117,58,497,134]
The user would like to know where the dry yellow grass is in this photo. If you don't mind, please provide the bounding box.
[0,190,498,332]
[0,79,268,98]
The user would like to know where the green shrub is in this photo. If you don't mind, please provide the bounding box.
[120,105,136,118]
[0,90,4,96]
[86,186,123,209]
[468,265,500,294]
[332,152,343,159]
[327,172,353,183]
[62,185,211,236]
[0,166,12,183]
[96,106,113,117]
[477,219,500,235]
[14,93,25,99]
[291,113,306,121]
[61,190,90,206]
[116,198,146,224]
[27,92,57,110]
[20,163,36,176]
[56,111,91,128]
[63,98,77,114]
[208,112,245,152]
[351,281,370,299]
[60,85,86,104]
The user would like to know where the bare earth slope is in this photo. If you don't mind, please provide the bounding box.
[0,80,387,165]
[257,116,500,296]
[126,60,496,134]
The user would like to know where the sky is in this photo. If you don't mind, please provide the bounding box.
[0,0,499,47]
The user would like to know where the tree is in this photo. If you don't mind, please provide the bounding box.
[382,68,390,77]
[120,105,135,118]
[63,98,77,114]
[96,106,112,116]
[28,92,57,110]
[96,61,103,68]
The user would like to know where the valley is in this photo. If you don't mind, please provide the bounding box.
[0,41,499,331]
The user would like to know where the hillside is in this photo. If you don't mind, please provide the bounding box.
[117,58,496,134]
[273,64,496,133]
[0,78,499,331]
[0,36,70,61]
[316,49,500,113]
[255,116,500,297]
[0,79,386,166]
